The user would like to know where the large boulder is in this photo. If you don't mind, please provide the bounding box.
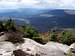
[0,38,70,56]
[45,42,69,53]
[18,38,69,56]
[19,38,44,56]
[34,42,68,56]
[0,42,16,56]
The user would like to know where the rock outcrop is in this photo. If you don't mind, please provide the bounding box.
[0,34,73,56]
[17,38,69,56]
[0,42,16,56]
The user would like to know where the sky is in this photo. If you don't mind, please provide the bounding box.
[0,0,75,13]
[0,0,75,9]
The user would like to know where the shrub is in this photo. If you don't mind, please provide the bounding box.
[5,32,24,44]
[49,31,57,42]
[0,19,16,32]
[4,19,16,32]
[21,25,39,39]
[60,31,75,45]
[49,30,75,45]
[0,21,4,32]
[21,25,44,44]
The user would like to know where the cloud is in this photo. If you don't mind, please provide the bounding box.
[0,0,75,12]
[0,0,39,9]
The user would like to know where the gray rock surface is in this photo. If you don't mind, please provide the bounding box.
[0,35,71,56]
[0,42,16,56]
[18,38,69,56]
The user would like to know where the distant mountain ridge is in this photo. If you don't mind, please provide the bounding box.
[0,9,75,32]
[27,9,75,32]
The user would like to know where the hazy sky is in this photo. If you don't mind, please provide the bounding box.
[0,0,75,10]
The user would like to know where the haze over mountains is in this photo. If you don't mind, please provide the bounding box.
[27,9,75,32]
[0,9,75,32]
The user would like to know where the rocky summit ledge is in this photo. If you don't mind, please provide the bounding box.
[0,37,74,56]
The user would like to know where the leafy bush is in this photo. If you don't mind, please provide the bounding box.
[0,21,4,32]
[21,25,43,44]
[0,19,16,32]
[21,25,39,39]
[49,31,57,42]
[4,19,16,32]
[60,31,75,45]
[49,30,75,45]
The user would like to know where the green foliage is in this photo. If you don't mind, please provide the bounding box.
[49,30,75,45]
[0,18,40,44]
[0,21,4,32]
[21,25,39,39]
[0,19,16,32]
[49,31,57,42]
[4,19,16,31]
[61,31,74,45]
[21,25,43,44]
